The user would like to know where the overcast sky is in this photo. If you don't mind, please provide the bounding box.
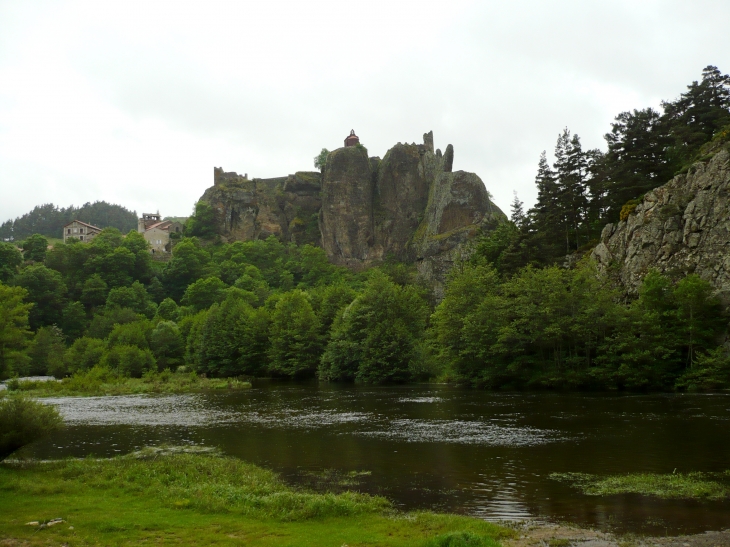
[1,0,729,223]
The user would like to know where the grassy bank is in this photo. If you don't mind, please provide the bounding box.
[550,471,730,500]
[2,367,251,397]
[0,447,512,546]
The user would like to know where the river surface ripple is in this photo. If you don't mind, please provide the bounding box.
[26,384,730,536]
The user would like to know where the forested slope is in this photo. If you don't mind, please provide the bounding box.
[0,202,138,241]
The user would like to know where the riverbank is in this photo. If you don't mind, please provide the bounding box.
[0,447,512,546]
[504,521,730,547]
[0,367,251,397]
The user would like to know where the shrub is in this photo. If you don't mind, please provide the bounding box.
[102,344,157,377]
[64,336,107,374]
[0,396,63,461]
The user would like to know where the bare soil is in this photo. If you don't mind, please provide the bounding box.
[503,521,730,547]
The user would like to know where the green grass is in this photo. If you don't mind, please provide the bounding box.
[0,448,512,546]
[3,367,251,398]
[550,470,730,500]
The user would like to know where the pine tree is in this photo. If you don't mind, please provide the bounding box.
[509,191,525,226]
[661,65,730,167]
[553,129,589,253]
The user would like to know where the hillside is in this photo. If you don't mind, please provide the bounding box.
[0,202,138,241]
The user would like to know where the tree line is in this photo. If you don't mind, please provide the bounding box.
[0,226,727,391]
[0,201,138,242]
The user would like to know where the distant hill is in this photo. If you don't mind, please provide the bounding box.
[0,202,138,241]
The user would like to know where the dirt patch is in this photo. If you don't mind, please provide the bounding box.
[503,522,730,547]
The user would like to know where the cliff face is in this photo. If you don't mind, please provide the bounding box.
[200,132,505,292]
[318,133,505,294]
[202,168,321,246]
[592,147,730,300]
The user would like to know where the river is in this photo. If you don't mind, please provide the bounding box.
[24,383,730,535]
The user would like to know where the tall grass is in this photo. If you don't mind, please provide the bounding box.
[3,448,389,520]
[5,366,251,397]
[0,397,63,461]
[550,471,730,500]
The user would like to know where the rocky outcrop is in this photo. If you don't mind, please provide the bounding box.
[319,146,375,266]
[592,147,730,300]
[319,132,505,293]
[199,132,505,293]
[202,168,321,246]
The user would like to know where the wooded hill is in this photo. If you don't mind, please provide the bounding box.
[0,202,138,242]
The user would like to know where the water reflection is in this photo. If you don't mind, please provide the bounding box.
[27,385,730,535]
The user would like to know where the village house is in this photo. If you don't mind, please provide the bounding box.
[138,212,183,253]
[62,220,102,243]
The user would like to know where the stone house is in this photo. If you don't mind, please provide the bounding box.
[62,220,102,243]
[137,212,183,253]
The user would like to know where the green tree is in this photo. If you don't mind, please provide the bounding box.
[27,325,66,377]
[14,264,68,330]
[21,234,48,263]
[120,230,153,282]
[150,321,185,370]
[0,243,22,283]
[102,344,156,377]
[430,264,501,380]
[61,301,87,342]
[146,277,167,303]
[320,272,429,383]
[84,245,136,288]
[675,347,730,391]
[268,291,321,378]
[106,281,157,318]
[155,298,180,322]
[107,320,152,351]
[310,282,357,338]
[673,274,724,366]
[185,201,217,239]
[602,108,673,219]
[63,336,106,374]
[87,307,144,339]
[190,296,269,377]
[314,148,330,172]
[662,65,730,167]
[163,237,212,301]
[0,284,33,378]
[181,276,227,311]
[80,274,109,310]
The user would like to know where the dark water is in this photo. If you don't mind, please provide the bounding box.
[24,383,730,535]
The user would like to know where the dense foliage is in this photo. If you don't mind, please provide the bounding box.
[432,261,727,390]
[0,201,138,241]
